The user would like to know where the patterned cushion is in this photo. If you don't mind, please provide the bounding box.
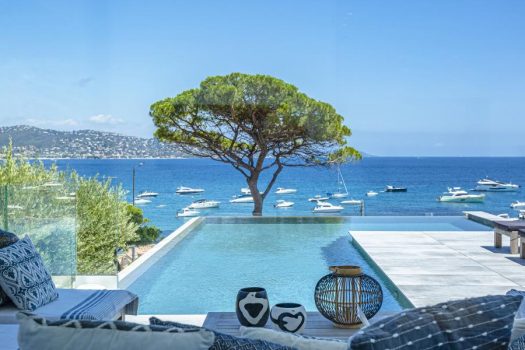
[509,334,525,350]
[17,312,215,350]
[150,317,296,350]
[0,228,18,306]
[350,295,522,350]
[0,236,58,310]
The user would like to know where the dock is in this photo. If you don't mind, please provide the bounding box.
[351,230,525,308]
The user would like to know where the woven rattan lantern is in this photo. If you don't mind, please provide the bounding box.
[314,265,383,328]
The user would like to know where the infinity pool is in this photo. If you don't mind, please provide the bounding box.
[128,216,487,314]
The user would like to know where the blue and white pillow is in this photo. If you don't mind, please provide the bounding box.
[150,317,296,350]
[0,236,58,310]
[350,294,522,350]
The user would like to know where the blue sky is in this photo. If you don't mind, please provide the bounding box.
[0,0,524,156]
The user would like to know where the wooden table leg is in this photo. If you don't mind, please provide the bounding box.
[510,232,519,254]
[494,231,502,248]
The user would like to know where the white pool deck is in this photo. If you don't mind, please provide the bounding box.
[351,230,525,308]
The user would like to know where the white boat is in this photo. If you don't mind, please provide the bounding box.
[275,187,297,194]
[520,210,525,220]
[341,199,362,205]
[188,199,220,209]
[511,201,525,209]
[176,207,200,217]
[137,191,159,198]
[274,200,294,208]
[55,196,75,201]
[176,186,205,194]
[308,195,330,202]
[366,191,378,197]
[241,188,262,195]
[475,177,519,192]
[327,165,348,198]
[41,182,62,187]
[229,194,254,203]
[312,202,344,213]
[438,187,485,203]
[134,198,151,205]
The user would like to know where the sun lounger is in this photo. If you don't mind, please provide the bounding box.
[493,221,525,254]
[0,288,138,324]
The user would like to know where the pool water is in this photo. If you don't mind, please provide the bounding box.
[128,216,487,314]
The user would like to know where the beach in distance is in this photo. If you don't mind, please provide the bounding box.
[44,157,525,233]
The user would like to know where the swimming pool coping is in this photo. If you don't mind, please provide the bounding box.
[118,217,204,289]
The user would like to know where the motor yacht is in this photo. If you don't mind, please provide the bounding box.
[176,186,205,194]
[312,202,344,213]
[385,185,407,192]
[275,187,297,194]
[438,187,485,203]
[137,191,159,198]
[520,210,525,220]
[341,199,362,205]
[134,198,151,205]
[308,195,329,202]
[229,194,254,203]
[188,199,220,209]
[475,178,519,192]
[176,207,200,217]
[366,191,378,197]
[274,200,294,208]
[241,188,262,195]
[511,201,525,209]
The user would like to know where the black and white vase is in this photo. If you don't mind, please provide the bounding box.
[236,287,269,327]
[270,303,307,333]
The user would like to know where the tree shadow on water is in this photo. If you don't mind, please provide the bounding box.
[321,236,362,267]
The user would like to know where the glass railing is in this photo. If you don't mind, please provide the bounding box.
[0,183,77,287]
[0,181,129,288]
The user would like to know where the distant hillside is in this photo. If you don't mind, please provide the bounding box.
[0,125,187,159]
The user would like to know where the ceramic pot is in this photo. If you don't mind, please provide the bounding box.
[270,303,307,333]
[236,287,269,327]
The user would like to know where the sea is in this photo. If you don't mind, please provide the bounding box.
[44,157,525,234]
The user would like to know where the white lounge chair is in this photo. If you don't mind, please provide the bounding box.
[0,288,138,324]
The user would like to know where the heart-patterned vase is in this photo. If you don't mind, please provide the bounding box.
[270,303,307,333]
[236,287,270,327]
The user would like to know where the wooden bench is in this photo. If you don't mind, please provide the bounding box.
[464,211,515,227]
[493,221,525,255]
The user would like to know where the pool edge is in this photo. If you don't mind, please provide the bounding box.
[118,217,204,289]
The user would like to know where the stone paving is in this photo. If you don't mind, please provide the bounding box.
[351,230,525,307]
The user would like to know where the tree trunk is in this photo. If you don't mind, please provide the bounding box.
[247,173,263,216]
